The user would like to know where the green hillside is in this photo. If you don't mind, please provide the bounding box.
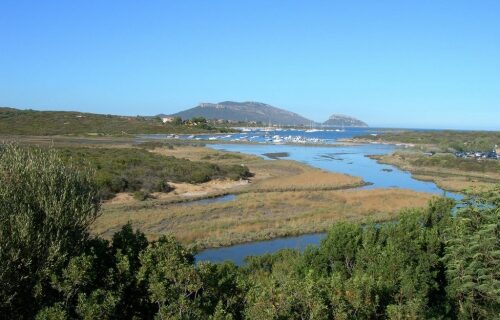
[357,130,500,152]
[0,107,232,135]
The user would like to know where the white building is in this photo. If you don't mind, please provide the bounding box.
[161,117,175,123]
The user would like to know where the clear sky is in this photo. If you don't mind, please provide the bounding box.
[1,1,499,130]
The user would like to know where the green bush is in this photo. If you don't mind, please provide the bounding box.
[403,152,500,173]
[133,190,150,201]
[0,144,100,318]
[57,146,251,198]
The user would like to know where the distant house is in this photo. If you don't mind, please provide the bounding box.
[161,117,175,123]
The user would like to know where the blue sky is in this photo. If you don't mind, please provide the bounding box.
[1,1,499,130]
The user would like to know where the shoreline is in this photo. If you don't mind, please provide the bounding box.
[99,188,435,250]
[103,180,371,212]
[367,153,499,194]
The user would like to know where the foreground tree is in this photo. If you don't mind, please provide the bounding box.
[0,144,100,318]
[443,191,500,319]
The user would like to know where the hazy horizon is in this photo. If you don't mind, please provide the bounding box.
[1,1,499,130]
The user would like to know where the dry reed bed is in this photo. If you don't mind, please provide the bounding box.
[95,188,434,249]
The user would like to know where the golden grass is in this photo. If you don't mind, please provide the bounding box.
[252,167,362,190]
[413,174,496,194]
[94,188,434,248]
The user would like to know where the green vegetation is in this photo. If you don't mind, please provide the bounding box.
[357,130,500,152]
[0,144,101,318]
[370,151,500,194]
[137,140,204,150]
[1,144,499,319]
[57,146,252,199]
[0,107,235,135]
[409,152,499,172]
[388,151,499,173]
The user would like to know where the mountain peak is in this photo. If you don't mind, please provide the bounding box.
[171,101,314,125]
[169,101,369,127]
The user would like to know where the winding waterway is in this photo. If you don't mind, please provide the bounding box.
[165,129,463,265]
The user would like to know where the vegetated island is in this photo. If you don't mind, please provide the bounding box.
[349,130,500,194]
[323,114,368,127]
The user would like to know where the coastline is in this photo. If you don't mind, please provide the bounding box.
[367,153,500,194]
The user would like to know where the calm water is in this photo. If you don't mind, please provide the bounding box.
[209,143,461,198]
[146,128,460,265]
[196,233,324,266]
[174,194,236,207]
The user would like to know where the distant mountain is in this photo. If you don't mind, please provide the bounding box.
[170,101,314,126]
[323,114,368,127]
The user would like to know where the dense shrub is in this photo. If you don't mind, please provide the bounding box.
[396,152,500,173]
[133,190,150,201]
[57,146,251,199]
[0,107,235,135]
[0,144,100,318]
[358,130,500,152]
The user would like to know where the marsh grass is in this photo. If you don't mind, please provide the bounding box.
[95,188,434,248]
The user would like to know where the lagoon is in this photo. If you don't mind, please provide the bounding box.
[193,130,461,265]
